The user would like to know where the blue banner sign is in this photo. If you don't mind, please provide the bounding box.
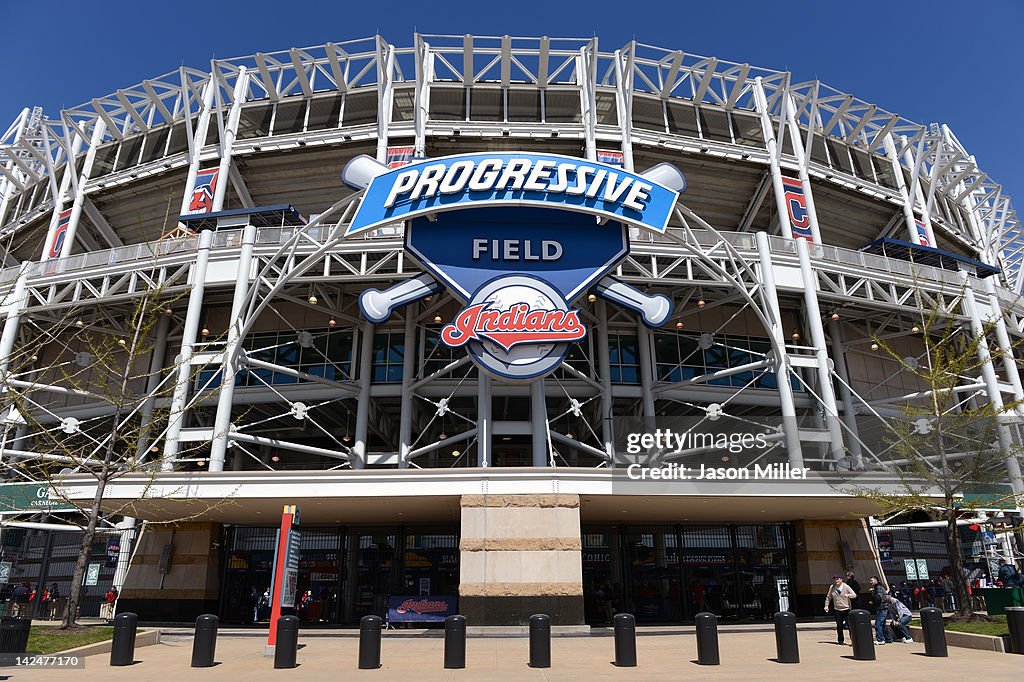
[346,153,679,236]
[387,595,458,623]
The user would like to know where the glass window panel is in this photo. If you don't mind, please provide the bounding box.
[470,88,503,122]
[667,101,699,137]
[307,95,342,131]
[632,95,665,132]
[238,104,273,139]
[594,91,618,125]
[428,87,466,121]
[507,89,541,122]
[699,107,732,143]
[342,90,378,126]
[545,90,581,123]
[273,100,306,135]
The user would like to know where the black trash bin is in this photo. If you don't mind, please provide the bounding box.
[0,617,32,655]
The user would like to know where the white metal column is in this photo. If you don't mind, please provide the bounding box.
[883,133,920,244]
[54,119,107,261]
[211,69,249,213]
[828,317,863,461]
[636,322,657,421]
[136,313,171,461]
[162,228,215,469]
[38,130,85,261]
[351,320,374,469]
[397,305,417,469]
[612,45,635,172]
[983,277,1024,407]
[782,93,824,244]
[961,270,1024,494]
[753,78,794,240]
[209,223,257,471]
[596,300,614,458]
[477,372,492,468]
[178,80,217,217]
[531,378,548,467]
[796,238,844,461]
[755,231,803,466]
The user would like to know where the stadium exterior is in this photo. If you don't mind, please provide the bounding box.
[0,34,1022,626]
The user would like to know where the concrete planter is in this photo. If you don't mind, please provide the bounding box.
[908,625,1009,653]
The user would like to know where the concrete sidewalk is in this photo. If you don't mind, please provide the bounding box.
[8,625,1021,680]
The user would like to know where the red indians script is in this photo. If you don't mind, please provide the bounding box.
[441,303,585,351]
[396,599,448,614]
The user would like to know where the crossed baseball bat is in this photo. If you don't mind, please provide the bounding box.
[344,155,680,328]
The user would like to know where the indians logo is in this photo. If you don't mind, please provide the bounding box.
[443,275,585,380]
[442,303,584,351]
[395,599,449,614]
[188,167,219,214]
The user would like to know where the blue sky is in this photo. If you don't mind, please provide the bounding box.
[4,1,1023,201]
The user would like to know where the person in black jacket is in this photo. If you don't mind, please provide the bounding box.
[845,571,862,609]
[867,576,892,644]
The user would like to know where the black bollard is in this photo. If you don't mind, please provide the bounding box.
[1006,607,1024,655]
[358,615,382,670]
[920,606,947,657]
[773,611,799,663]
[109,612,138,666]
[444,615,467,669]
[274,615,299,669]
[528,614,551,668]
[695,612,720,665]
[613,613,637,667]
[191,614,219,668]
[848,609,875,661]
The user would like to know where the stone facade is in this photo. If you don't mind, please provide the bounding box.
[459,494,584,625]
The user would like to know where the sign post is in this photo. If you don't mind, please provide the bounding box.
[265,505,301,656]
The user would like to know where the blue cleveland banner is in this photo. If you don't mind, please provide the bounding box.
[781,176,813,241]
[387,595,458,623]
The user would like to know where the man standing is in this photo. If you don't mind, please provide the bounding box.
[868,576,892,645]
[824,573,857,645]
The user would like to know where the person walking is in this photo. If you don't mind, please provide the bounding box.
[102,587,119,621]
[824,573,857,645]
[885,594,915,643]
[867,576,892,645]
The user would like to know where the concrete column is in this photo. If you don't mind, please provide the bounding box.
[209,223,258,471]
[459,494,584,625]
[162,228,215,469]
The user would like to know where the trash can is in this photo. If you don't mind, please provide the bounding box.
[0,617,32,655]
[979,588,1013,615]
